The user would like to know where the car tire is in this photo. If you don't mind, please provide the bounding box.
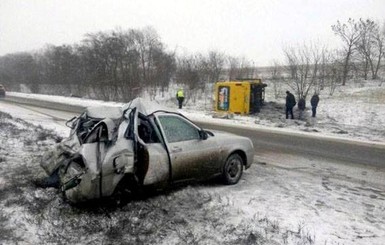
[222,153,243,185]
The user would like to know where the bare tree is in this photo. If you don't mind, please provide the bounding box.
[0,52,39,92]
[370,20,385,79]
[269,60,283,99]
[283,43,322,101]
[238,57,256,79]
[81,32,123,100]
[332,18,361,85]
[205,51,225,83]
[227,56,240,80]
[328,62,343,96]
[315,47,335,93]
[176,54,205,103]
[321,50,343,96]
[132,27,160,86]
[148,48,175,99]
[226,56,257,80]
[0,26,175,101]
[355,19,378,79]
[78,27,175,101]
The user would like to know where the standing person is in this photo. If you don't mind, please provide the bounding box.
[297,97,306,120]
[310,93,320,117]
[285,91,296,119]
[176,88,185,109]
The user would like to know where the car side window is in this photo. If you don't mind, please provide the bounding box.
[158,115,200,143]
[138,117,161,144]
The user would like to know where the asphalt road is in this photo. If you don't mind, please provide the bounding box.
[196,121,385,167]
[2,98,385,168]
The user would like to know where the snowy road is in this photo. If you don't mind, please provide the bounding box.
[0,100,75,136]
[3,98,385,167]
[1,100,385,244]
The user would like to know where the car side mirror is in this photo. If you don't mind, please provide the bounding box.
[199,130,208,140]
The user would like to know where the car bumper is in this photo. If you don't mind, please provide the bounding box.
[245,146,254,169]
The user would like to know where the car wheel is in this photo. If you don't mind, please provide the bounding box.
[222,153,243,185]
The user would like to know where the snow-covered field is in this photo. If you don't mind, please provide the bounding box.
[0,80,385,244]
[5,80,385,143]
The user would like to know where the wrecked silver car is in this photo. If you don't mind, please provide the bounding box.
[40,98,254,203]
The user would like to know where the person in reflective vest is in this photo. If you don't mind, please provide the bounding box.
[176,88,185,109]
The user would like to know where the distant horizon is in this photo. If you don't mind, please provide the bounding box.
[1,0,384,66]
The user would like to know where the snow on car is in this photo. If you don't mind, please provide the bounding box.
[39,98,254,203]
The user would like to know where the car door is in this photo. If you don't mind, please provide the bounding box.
[101,109,169,196]
[67,107,135,199]
[137,116,170,187]
[71,121,111,200]
[155,113,220,182]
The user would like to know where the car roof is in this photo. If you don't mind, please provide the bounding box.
[122,97,176,116]
[85,106,122,119]
[84,98,177,119]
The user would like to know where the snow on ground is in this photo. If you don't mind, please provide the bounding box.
[5,79,385,144]
[0,79,385,244]
[0,102,70,137]
[1,109,385,244]
[0,110,319,244]
[178,80,385,143]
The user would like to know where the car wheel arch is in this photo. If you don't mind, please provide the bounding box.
[111,173,140,201]
[228,150,247,167]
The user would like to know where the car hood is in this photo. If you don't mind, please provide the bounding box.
[208,130,246,140]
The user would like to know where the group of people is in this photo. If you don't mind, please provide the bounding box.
[285,90,319,120]
[176,88,320,120]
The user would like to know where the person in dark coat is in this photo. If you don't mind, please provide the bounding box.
[297,97,306,120]
[310,93,320,117]
[285,91,296,119]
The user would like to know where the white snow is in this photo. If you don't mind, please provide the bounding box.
[0,80,385,244]
[4,79,385,144]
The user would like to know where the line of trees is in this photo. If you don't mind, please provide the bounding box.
[0,27,257,102]
[0,19,384,103]
[332,18,385,84]
[268,18,385,102]
[0,27,176,101]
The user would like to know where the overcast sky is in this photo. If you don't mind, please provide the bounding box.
[1,0,384,66]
